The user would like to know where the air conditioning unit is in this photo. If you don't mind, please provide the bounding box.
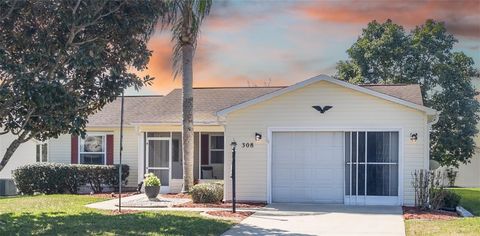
[0,179,17,196]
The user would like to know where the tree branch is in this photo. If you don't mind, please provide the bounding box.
[0,0,17,20]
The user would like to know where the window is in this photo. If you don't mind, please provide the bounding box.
[79,135,105,165]
[36,143,48,162]
[210,135,224,164]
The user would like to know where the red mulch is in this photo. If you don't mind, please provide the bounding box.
[109,209,140,215]
[206,210,255,220]
[173,202,266,208]
[83,192,138,199]
[403,206,459,220]
[161,193,192,199]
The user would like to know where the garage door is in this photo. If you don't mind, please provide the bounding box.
[272,132,344,203]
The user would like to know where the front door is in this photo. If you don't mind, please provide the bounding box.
[146,138,171,193]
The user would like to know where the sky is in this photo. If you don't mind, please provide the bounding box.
[127,0,480,95]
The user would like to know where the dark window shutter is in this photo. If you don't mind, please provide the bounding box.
[71,135,78,164]
[201,134,209,165]
[106,134,114,165]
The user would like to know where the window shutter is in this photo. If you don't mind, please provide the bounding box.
[201,134,209,165]
[71,135,78,164]
[106,134,114,165]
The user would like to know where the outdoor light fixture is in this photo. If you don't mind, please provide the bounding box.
[410,133,418,142]
[255,132,262,142]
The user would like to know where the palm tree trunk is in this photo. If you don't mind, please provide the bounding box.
[181,43,194,193]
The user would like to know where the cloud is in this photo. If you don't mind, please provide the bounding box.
[295,0,480,39]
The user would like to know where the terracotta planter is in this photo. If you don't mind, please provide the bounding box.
[145,186,160,199]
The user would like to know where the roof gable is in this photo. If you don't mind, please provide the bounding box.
[217,75,437,117]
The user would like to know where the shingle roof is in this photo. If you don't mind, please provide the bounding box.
[362,84,423,106]
[87,83,424,126]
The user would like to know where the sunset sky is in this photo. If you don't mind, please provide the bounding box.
[128,0,480,95]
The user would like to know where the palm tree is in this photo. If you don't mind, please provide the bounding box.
[165,0,212,192]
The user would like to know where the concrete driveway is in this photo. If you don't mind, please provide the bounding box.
[222,204,405,236]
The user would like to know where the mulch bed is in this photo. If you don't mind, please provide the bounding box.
[161,193,192,199]
[206,210,255,220]
[84,191,138,199]
[173,202,266,208]
[403,206,459,220]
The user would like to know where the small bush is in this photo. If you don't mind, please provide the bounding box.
[144,173,160,186]
[445,168,458,187]
[13,163,129,194]
[442,190,461,209]
[190,182,223,203]
[430,189,462,210]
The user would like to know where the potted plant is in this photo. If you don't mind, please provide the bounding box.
[144,173,161,199]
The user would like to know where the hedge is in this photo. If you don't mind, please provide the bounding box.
[12,163,129,194]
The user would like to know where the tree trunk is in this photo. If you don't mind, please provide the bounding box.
[181,43,194,193]
[0,137,24,173]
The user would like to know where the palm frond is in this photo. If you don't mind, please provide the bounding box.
[162,0,212,79]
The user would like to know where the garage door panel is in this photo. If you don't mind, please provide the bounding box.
[272,132,344,203]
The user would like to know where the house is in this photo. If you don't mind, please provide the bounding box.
[46,75,438,206]
[0,133,40,195]
[454,95,480,187]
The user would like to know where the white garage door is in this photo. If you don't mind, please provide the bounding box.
[272,132,344,203]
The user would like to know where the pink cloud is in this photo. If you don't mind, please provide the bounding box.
[296,0,480,38]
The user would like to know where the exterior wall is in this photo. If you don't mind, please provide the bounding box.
[0,133,36,179]
[48,134,72,164]
[223,80,429,205]
[48,127,139,188]
[455,147,480,187]
[48,125,225,191]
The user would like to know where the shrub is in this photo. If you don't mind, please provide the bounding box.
[412,169,451,210]
[442,190,461,209]
[445,168,458,187]
[144,173,160,187]
[13,163,129,194]
[190,182,223,203]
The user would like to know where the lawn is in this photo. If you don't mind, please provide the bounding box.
[0,194,234,235]
[449,188,480,216]
[405,188,480,236]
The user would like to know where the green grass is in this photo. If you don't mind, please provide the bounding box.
[406,188,480,236]
[0,194,233,235]
[449,188,480,216]
[405,218,480,236]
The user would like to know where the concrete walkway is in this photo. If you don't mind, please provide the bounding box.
[222,203,405,236]
[86,194,262,212]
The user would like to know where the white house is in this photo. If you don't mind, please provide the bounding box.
[454,94,480,187]
[0,133,40,195]
[46,75,438,206]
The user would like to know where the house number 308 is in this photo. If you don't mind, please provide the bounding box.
[242,143,254,148]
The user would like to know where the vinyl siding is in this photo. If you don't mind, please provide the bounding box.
[455,150,480,187]
[0,133,36,179]
[224,80,429,206]
[48,127,139,188]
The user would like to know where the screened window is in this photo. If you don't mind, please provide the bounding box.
[36,143,48,162]
[79,135,105,165]
[210,135,224,164]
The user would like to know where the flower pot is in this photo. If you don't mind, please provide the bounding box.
[145,186,160,199]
